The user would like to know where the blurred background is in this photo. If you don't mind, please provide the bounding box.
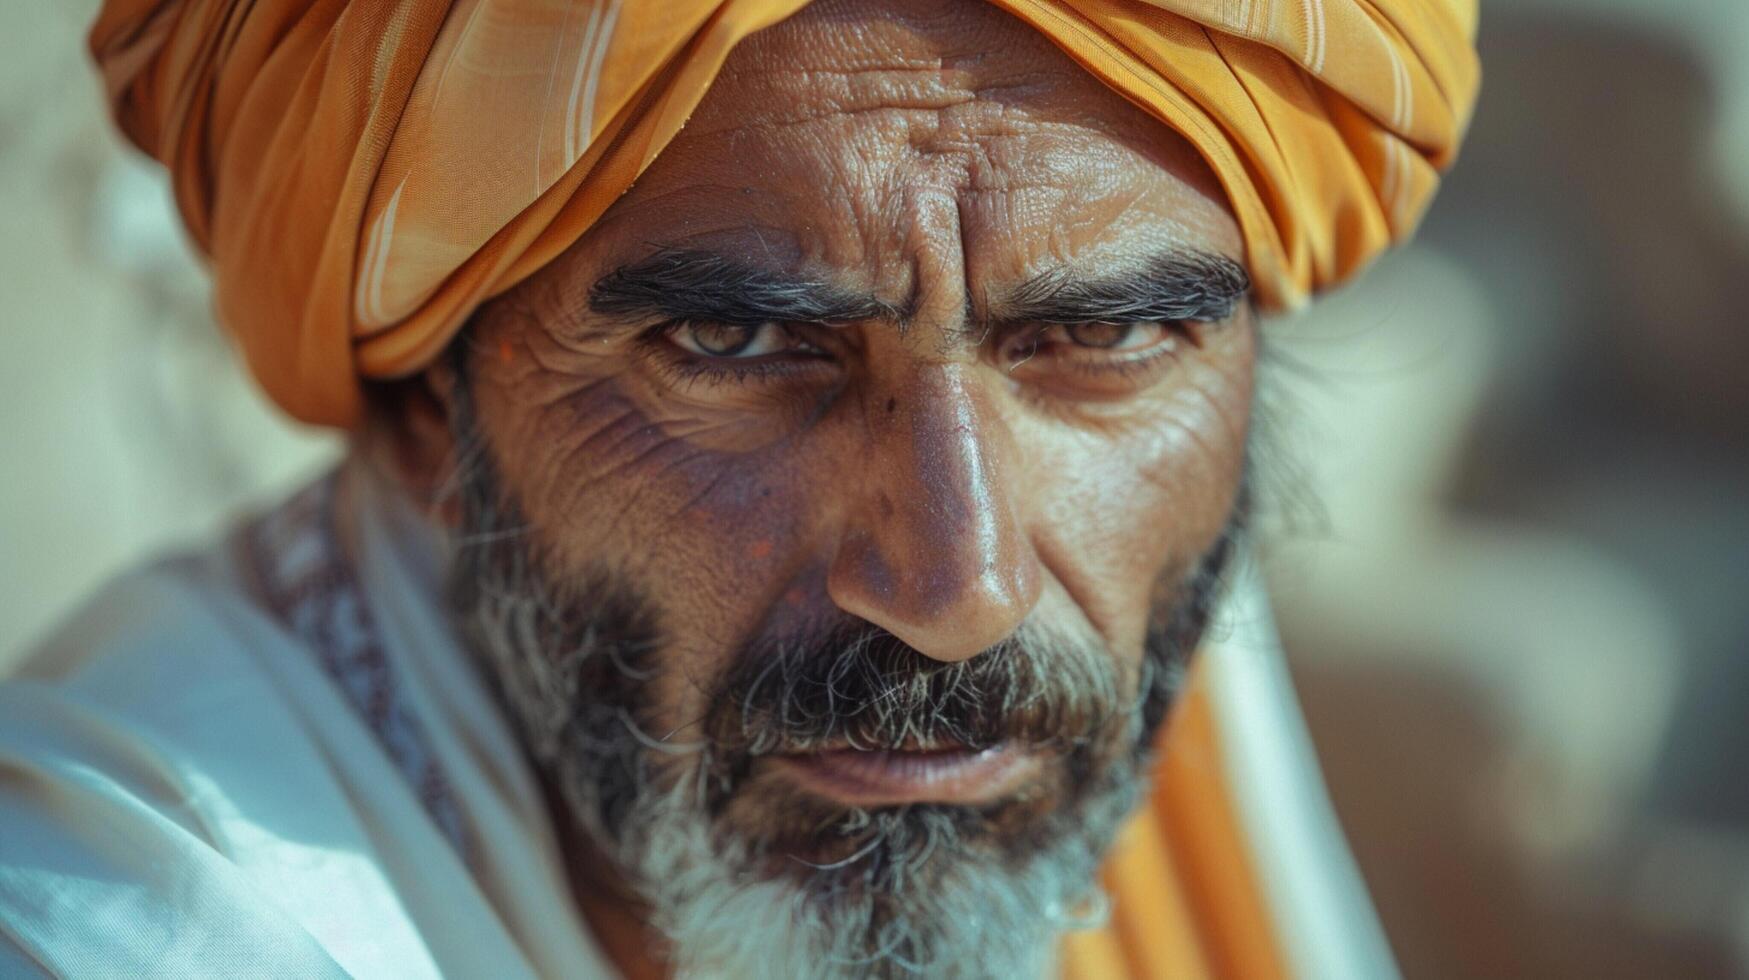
[1,2,1745,977]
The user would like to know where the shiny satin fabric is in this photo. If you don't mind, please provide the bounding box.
[91,0,1478,427]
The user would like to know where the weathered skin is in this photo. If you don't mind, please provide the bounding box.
[377,0,1253,970]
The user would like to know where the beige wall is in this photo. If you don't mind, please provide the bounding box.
[0,1,336,660]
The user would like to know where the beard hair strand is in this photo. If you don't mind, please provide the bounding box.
[440,359,1240,978]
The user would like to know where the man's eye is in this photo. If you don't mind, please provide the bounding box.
[1055,321,1167,351]
[669,321,795,358]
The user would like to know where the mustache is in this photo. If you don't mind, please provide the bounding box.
[703,620,1132,759]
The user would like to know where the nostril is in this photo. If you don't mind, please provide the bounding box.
[827,366,1041,662]
[827,526,1040,665]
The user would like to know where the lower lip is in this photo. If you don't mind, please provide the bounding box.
[770,743,1039,806]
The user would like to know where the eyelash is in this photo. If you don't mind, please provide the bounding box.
[638,318,1194,390]
[637,320,825,387]
[1006,323,1188,374]
[1061,344,1181,378]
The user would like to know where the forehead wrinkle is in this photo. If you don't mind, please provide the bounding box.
[695,0,1106,140]
[549,1,1241,348]
[688,53,1203,206]
[726,0,1071,82]
[689,68,1081,151]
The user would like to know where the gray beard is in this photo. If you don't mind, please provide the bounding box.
[441,373,1235,978]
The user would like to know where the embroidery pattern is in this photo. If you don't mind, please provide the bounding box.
[243,473,471,860]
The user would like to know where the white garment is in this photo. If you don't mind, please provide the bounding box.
[0,462,614,979]
[0,461,1393,980]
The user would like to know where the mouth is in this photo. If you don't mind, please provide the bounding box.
[768,742,1041,807]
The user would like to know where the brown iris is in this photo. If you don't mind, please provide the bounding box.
[689,322,758,356]
[1065,321,1135,349]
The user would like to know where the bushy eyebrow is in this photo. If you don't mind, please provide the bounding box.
[992,251,1251,325]
[587,246,1249,331]
[588,248,897,328]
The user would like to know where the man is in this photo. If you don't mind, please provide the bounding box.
[0,1,1477,977]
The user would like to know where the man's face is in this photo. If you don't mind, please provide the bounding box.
[434,0,1254,974]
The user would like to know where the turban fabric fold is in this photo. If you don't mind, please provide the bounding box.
[92,0,1478,428]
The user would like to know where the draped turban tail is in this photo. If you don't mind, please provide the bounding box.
[91,0,1479,428]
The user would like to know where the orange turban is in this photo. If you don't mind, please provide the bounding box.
[91,0,1479,427]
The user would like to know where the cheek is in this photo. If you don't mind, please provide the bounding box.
[1028,327,1254,653]
[477,324,809,558]
[513,383,822,597]
[472,328,839,698]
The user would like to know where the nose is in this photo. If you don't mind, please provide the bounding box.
[827,365,1042,662]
